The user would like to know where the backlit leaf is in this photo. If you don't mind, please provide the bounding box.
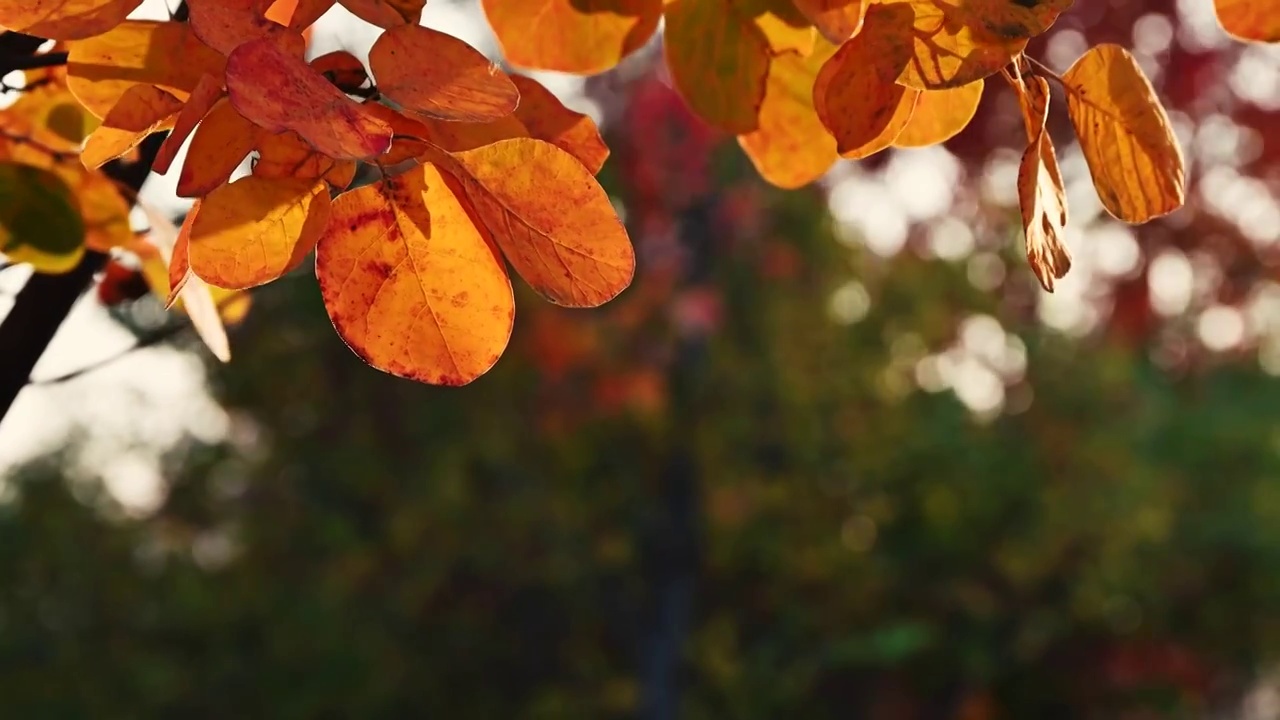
[370,24,519,123]
[1063,44,1185,223]
[509,75,609,175]
[1214,0,1280,43]
[316,163,515,386]
[0,0,143,40]
[66,20,226,119]
[730,0,815,56]
[189,0,285,55]
[81,84,184,169]
[254,130,357,190]
[739,39,838,188]
[176,98,260,197]
[7,77,100,153]
[188,175,332,290]
[664,0,770,133]
[226,33,393,160]
[886,0,1028,90]
[791,0,866,43]
[1015,75,1070,292]
[0,162,85,274]
[893,79,984,148]
[153,73,224,175]
[337,0,424,27]
[813,3,920,158]
[481,0,662,74]
[265,0,335,29]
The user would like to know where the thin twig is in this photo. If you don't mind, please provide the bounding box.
[0,128,78,163]
[1024,55,1066,87]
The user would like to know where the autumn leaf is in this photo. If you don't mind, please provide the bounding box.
[66,20,226,119]
[481,0,663,75]
[311,51,370,94]
[791,0,866,43]
[730,0,815,56]
[1213,0,1280,43]
[1015,74,1070,292]
[253,130,357,190]
[7,75,100,154]
[1063,44,1185,223]
[739,39,838,188]
[0,162,85,274]
[226,33,393,160]
[440,138,635,308]
[175,98,260,198]
[187,175,332,290]
[153,73,224,175]
[813,3,920,158]
[189,0,285,55]
[316,163,515,386]
[893,79,984,148]
[337,0,424,28]
[369,24,519,123]
[664,0,770,133]
[81,84,184,169]
[885,0,1028,90]
[0,0,143,40]
[265,0,336,29]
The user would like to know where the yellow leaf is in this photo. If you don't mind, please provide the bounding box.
[1062,44,1185,223]
[81,85,184,169]
[893,79,984,148]
[187,175,332,290]
[884,0,1028,90]
[316,163,515,386]
[0,0,143,40]
[481,0,662,74]
[153,73,224,176]
[1214,0,1280,43]
[441,138,635,308]
[1015,75,1070,292]
[813,3,920,158]
[738,39,838,188]
[664,0,770,133]
[730,0,815,56]
[791,0,866,43]
[66,20,226,119]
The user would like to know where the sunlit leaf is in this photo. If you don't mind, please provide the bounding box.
[893,79,984,148]
[253,130,356,190]
[739,39,838,188]
[730,0,815,56]
[1015,75,1070,292]
[1063,44,1185,223]
[80,84,184,169]
[175,98,259,197]
[0,0,144,40]
[885,0,1028,90]
[481,0,662,74]
[311,50,369,93]
[664,0,770,133]
[316,163,515,386]
[0,162,85,274]
[1214,0,1280,43]
[265,0,336,29]
[370,24,519,123]
[509,75,609,175]
[189,0,283,55]
[153,73,224,175]
[337,0,424,27]
[791,0,866,43]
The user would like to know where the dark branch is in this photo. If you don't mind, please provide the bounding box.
[1,52,67,72]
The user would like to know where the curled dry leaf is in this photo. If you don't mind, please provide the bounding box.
[813,3,920,158]
[790,0,866,44]
[337,0,425,28]
[1063,44,1185,223]
[226,33,393,160]
[153,73,224,175]
[481,0,662,75]
[664,0,770,134]
[1015,75,1071,292]
[0,0,144,40]
[893,79,984,148]
[439,138,636,308]
[176,98,260,197]
[316,163,515,386]
[739,39,839,189]
[188,175,332,290]
[66,20,226,119]
[370,24,519,123]
[80,84,184,169]
[1213,0,1280,43]
[885,0,1028,90]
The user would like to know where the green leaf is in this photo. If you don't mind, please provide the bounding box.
[0,162,86,273]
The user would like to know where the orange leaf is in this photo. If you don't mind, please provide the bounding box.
[730,0,815,56]
[167,204,195,307]
[893,79,984,148]
[1214,0,1280,43]
[738,39,838,188]
[885,0,1028,90]
[510,75,610,175]
[337,0,424,27]
[316,163,515,386]
[176,98,260,198]
[311,50,369,93]
[791,0,866,43]
[189,0,283,55]
[253,130,357,190]
[81,84,184,169]
[441,138,635,308]
[1015,75,1070,292]
[481,0,662,74]
[226,33,392,160]
[813,3,919,158]
[188,175,331,290]
[664,0,770,133]
[67,20,227,119]
[153,73,224,175]
[0,0,143,40]
[1062,44,1185,223]
[266,0,335,28]
[370,24,519,123]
